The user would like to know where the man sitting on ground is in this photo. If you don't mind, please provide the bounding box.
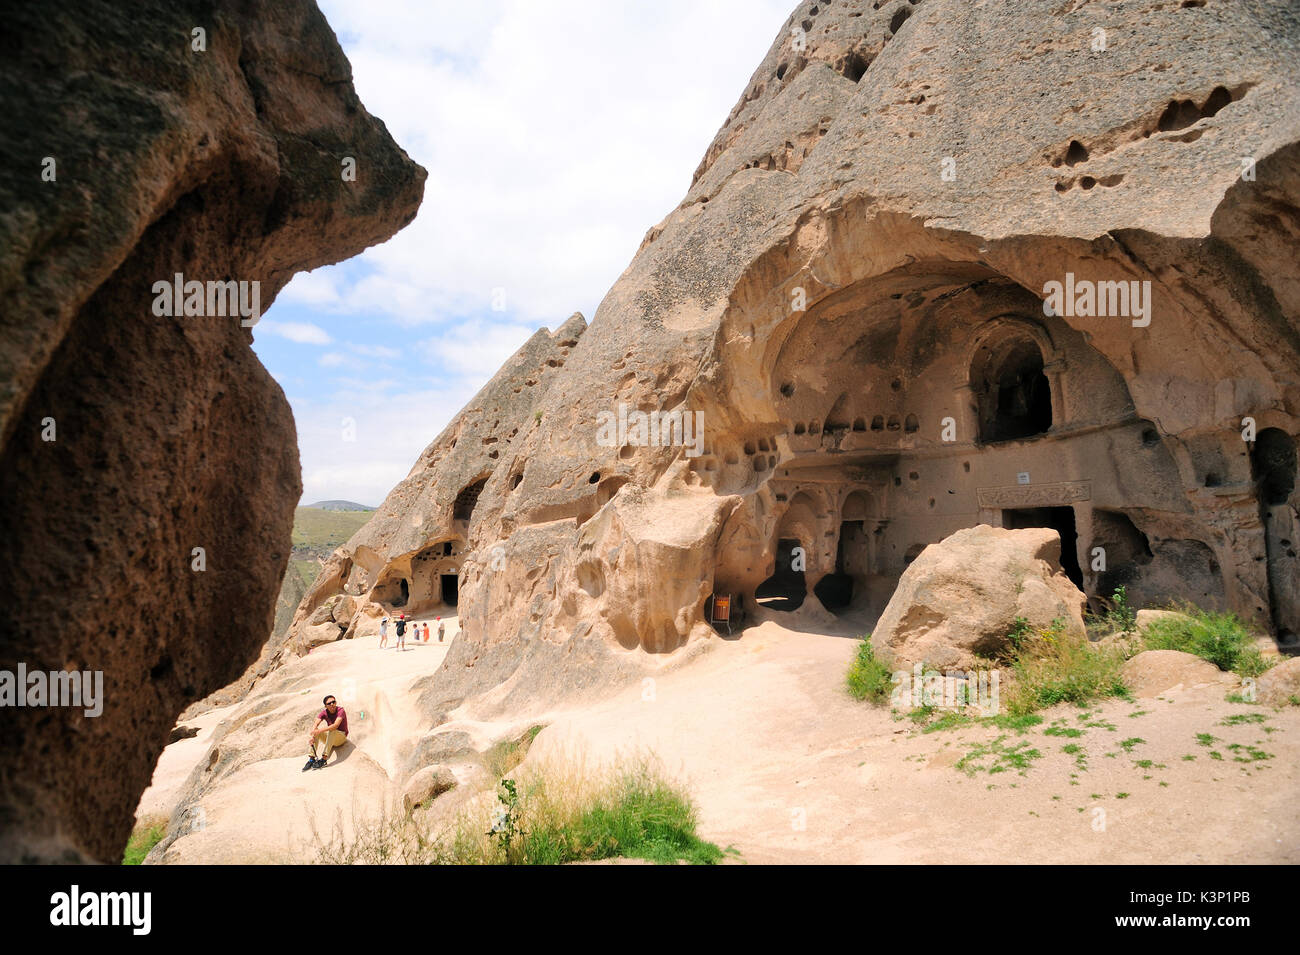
[304,694,349,770]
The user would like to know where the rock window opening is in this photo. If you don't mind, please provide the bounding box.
[975,336,1052,443]
[453,478,488,521]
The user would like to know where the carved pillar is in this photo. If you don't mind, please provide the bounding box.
[1043,357,1068,430]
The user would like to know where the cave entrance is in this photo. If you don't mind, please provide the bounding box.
[974,336,1052,443]
[1002,506,1083,590]
[755,537,806,611]
[1252,428,1299,645]
[814,520,863,613]
[394,578,409,607]
[441,574,459,607]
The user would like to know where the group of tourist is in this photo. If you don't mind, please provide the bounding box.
[377,613,445,650]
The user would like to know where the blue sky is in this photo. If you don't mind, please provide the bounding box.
[252,0,792,506]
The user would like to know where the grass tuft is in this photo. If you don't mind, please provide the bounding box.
[1140,605,1273,677]
[845,636,894,703]
[122,818,166,865]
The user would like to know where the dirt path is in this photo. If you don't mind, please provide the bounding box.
[531,617,1300,864]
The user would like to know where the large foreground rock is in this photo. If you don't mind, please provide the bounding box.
[0,1,424,862]
[871,525,1086,670]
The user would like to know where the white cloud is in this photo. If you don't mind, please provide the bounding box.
[311,0,792,327]
[277,1,792,504]
[258,320,333,345]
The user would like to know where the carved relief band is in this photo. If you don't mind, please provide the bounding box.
[977,480,1091,509]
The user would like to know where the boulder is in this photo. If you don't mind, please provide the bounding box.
[1121,650,1238,698]
[402,766,457,813]
[1256,658,1300,707]
[871,525,1086,670]
[0,0,424,862]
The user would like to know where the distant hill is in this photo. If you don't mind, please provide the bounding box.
[302,500,375,511]
[292,506,373,558]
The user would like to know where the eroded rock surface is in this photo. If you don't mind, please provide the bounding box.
[0,1,424,862]
[292,0,1300,724]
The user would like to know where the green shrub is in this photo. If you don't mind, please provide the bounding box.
[846,636,895,703]
[314,754,724,866]
[1005,624,1129,716]
[1140,605,1272,677]
[517,765,723,865]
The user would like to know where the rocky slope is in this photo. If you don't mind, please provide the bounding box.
[0,0,424,862]
[290,0,1300,729]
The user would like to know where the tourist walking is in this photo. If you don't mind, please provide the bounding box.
[379,616,389,648]
[395,614,407,651]
[437,617,445,643]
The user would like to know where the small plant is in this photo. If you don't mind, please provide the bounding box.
[1008,616,1033,654]
[487,778,525,857]
[1107,586,1137,635]
[846,636,894,704]
[1225,744,1272,763]
[1044,725,1083,738]
[1220,713,1266,726]
[1195,732,1217,747]
[1119,737,1145,752]
[955,735,1043,776]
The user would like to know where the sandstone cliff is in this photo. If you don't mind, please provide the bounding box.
[291,0,1300,726]
[0,0,424,862]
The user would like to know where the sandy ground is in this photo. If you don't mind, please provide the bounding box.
[530,615,1300,864]
[138,612,1300,864]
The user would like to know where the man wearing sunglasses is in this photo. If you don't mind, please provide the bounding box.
[304,694,349,771]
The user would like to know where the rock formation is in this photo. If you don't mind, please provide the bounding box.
[0,1,424,861]
[870,525,1086,670]
[291,0,1300,723]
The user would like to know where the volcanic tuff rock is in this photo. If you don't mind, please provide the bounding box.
[292,1,1300,723]
[0,0,424,862]
[870,525,1087,670]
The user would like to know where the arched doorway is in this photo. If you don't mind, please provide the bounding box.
[1252,428,1299,646]
[972,333,1053,443]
